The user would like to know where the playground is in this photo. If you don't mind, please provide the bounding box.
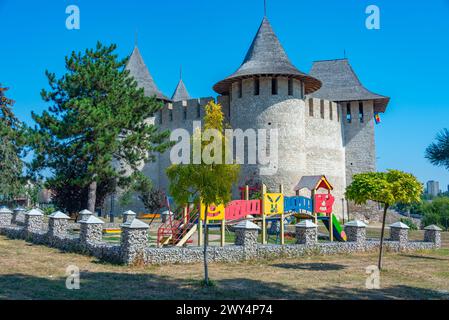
[0,231,448,300]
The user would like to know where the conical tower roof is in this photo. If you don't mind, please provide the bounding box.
[213,17,321,95]
[171,79,191,101]
[126,46,171,102]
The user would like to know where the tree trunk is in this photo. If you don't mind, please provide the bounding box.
[203,204,209,286]
[87,180,97,213]
[378,205,389,271]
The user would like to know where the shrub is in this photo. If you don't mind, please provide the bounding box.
[399,218,418,230]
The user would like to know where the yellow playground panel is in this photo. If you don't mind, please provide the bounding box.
[263,193,284,215]
[200,203,225,221]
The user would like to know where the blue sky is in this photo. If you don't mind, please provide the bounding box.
[1,0,449,190]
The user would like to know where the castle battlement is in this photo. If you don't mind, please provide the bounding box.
[157,97,215,127]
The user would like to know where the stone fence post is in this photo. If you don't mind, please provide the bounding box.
[424,225,442,248]
[48,211,71,240]
[390,222,409,249]
[12,207,25,224]
[0,208,13,227]
[120,219,149,265]
[295,220,317,246]
[234,220,260,247]
[344,220,367,244]
[24,209,44,234]
[79,209,93,222]
[122,210,137,224]
[79,216,104,247]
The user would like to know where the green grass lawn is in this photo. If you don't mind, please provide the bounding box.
[0,231,448,300]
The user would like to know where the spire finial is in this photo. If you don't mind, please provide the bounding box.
[180,65,182,80]
[264,0,267,17]
[134,29,138,47]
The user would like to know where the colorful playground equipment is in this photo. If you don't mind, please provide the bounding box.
[156,175,346,247]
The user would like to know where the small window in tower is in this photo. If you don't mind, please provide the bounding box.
[272,78,278,95]
[169,109,173,122]
[346,103,352,123]
[359,102,364,123]
[159,110,163,124]
[183,107,187,120]
[254,78,260,96]
[300,82,304,99]
[197,103,201,118]
[238,80,243,98]
[288,79,293,96]
[309,99,314,117]
[337,105,340,122]
[320,100,325,119]
[329,102,333,121]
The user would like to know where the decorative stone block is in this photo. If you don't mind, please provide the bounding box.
[48,211,71,239]
[122,210,137,224]
[120,219,149,265]
[424,225,442,248]
[390,222,409,246]
[12,207,25,224]
[0,207,13,227]
[79,216,104,244]
[344,220,367,243]
[24,209,44,234]
[79,209,93,222]
[234,220,260,247]
[295,220,317,246]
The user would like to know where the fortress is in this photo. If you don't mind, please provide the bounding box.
[120,17,389,219]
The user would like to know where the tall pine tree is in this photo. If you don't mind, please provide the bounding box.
[30,42,171,212]
[0,84,25,204]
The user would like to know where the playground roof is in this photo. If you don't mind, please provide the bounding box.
[293,175,333,192]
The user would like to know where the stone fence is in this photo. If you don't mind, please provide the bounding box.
[0,208,442,266]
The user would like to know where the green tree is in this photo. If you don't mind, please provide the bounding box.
[167,101,240,286]
[345,170,422,270]
[426,129,449,171]
[0,85,25,205]
[29,42,171,212]
[421,197,449,231]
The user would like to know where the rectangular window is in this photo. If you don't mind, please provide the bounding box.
[197,103,201,118]
[320,100,325,119]
[309,98,314,117]
[183,107,187,120]
[272,78,278,95]
[159,110,163,124]
[346,103,352,123]
[254,78,260,96]
[288,79,293,96]
[329,102,333,121]
[359,102,364,123]
[337,105,340,122]
[169,109,173,122]
[238,81,243,98]
[300,82,304,99]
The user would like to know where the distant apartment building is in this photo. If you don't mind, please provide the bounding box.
[426,180,440,197]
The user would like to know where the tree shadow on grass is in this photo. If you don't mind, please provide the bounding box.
[400,254,449,261]
[0,272,447,300]
[270,262,346,271]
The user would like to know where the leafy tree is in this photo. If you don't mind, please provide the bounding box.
[29,42,171,212]
[346,170,422,270]
[426,129,449,170]
[0,85,25,205]
[421,197,449,231]
[167,101,240,286]
[130,174,165,213]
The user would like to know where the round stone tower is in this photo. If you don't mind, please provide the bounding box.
[213,17,323,195]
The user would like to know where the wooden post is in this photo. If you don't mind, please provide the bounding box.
[183,206,188,225]
[279,184,285,245]
[245,185,249,200]
[312,189,318,242]
[221,218,226,247]
[262,184,267,245]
